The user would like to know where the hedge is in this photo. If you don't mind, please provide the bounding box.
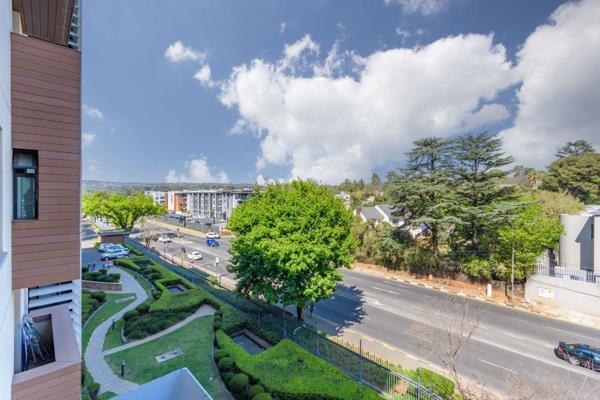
[115,256,245,340]
[252,394,272,400]
[83,269,120,283]
[229,373,249,393]
[215,330,382,400]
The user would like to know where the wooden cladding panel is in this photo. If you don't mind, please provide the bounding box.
[11,33,80,290]
[12,0,76,47]
[12,362,80,400]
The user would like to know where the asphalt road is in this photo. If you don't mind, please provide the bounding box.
[132,221,600,397]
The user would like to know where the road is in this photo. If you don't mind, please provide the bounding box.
[138,220,600,397]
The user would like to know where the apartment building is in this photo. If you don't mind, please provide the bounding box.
[0,1,82,399]
[144,190,167,206]
[559,205,600,272]
[167,188,254,221]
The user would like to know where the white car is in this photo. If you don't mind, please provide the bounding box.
[101,248,130,260]
[157,235,172,243]
[98,243,118,252]
[207,232,220,239]
[187,251,203,261]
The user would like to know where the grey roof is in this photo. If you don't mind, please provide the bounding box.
[376,204,400,220]
[114,368,212,400]
[360,207,384,221]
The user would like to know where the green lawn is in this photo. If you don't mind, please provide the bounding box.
[103,318,126,351]
[83,292,136,352]
[105,316,228,400]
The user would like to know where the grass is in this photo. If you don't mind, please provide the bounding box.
[105,316,229,400]
[82,292,136,352]
[216,330,382,400]
[82,290,106,324]
[104,317,126,351]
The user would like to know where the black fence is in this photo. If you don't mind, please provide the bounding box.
[126,238,446,400]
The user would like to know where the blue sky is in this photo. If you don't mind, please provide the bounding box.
[82,0,600,184]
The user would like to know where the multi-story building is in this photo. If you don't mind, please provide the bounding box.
[145,190,167,207]
[559,205,600,272]
[167,189,254,221]
[0,1,82,399]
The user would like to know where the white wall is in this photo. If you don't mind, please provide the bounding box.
[559,214,594,269]
[0,0,14,397]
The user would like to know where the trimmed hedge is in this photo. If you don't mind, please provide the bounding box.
[218,357,235,372]
[83,269,120,283]
[229,373,249,393]
[248,385,265,398]
[252,394,272,400]
[215,330,382,400]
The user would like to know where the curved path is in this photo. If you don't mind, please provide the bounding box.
[85,267,148,395]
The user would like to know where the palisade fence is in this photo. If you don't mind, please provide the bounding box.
[126,238,446,400]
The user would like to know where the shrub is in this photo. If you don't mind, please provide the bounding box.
[91,291,106,303]
[252,394,272,400]
[229,373,249,393]
[248,384,265,398]
[122,309,139,321]
[87,382,100,400]
[214,349,229,362]
[213,320,222,331]
[82,267,89,273]
[222,371,234,384]
[152,291,161,299]
[148,272,162,281]
[135,303,150,314]
[218,357,235,372]
[99,268,108,275]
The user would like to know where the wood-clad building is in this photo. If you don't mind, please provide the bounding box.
[0,0,82,399]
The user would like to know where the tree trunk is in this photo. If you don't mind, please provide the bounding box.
[296,305,304,321]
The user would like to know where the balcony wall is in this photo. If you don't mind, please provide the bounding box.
[10,32,81,289]
[11,305,80,400]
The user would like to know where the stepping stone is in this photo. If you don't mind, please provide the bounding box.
[155,348,183,363]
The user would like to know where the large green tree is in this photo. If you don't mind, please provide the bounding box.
[543,152,600,204]
[387,137,456,261]
[452,132,517,257]
[82,192,164,231]
[227,181,355,320]
[555,139,596,158]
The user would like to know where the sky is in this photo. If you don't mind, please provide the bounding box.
[82,0,600,184]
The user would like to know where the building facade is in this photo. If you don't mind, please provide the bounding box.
[145,190,167,206]
[0,1,81,399]
[167,189,254,221]
[559,205,600,272]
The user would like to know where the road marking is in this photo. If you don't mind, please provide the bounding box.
[545,326,600,344]
[371,286,398,295]
[478,359,517,374]
[502,331,526,341]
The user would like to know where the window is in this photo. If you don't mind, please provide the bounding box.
[13,150,38,220]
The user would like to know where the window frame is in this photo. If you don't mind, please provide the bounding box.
[13,149,39,221]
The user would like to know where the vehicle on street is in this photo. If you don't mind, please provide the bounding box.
[207,231,220,239]
[557,342,600,371]
[157,235,172,243]
[166,232,178,238]
[187,251,203,261]
[206,238,219,247]
[101,248,130,260]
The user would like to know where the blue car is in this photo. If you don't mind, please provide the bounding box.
[206,238,219,247]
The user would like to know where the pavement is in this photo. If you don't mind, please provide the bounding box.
[84,266,148,395]
[139,219,600,398]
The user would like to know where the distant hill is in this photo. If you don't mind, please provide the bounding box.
[83,180,255,194]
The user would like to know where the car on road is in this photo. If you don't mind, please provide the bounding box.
[206,238,219,247]
[207,231,220,239]
[157,235,172,243]
[101,248,130,260]
[187,251,203,261]
[557,342,600,371]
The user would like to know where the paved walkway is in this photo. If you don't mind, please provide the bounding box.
[103,304,215,356]
[85,267,148,395]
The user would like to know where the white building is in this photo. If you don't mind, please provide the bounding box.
[145,190,167,206]
[185,188,254,222]
[354,204,403,226]
[559,205,600,272]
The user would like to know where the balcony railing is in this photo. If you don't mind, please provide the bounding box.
[534,265,600,284]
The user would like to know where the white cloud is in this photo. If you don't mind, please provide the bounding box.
[256,174,266,185]
[83,104,103,120]
[194,65,214,87]
[280,22,288,34]
[82,132,96,147]
[165,157,229,183]
[385,0,448,15]
[164,41,206,63]
[219,34,518,184]
[499,0,600,168]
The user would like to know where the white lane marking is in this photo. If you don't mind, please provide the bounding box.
[364,297,383,306]
[478,359,517,374]
[545,326,600,343]
[502,331,526,341]
[371,286,398,295]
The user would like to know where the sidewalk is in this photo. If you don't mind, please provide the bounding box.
[84,267,148,395]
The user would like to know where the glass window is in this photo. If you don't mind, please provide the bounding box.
[13,150,38,220]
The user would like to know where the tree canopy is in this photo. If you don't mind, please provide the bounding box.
[543,152,600,204]
[555,139,596,158]
[82,192,164,231]
[227,180,355,320]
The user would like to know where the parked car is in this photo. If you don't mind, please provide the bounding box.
[98,243,118,252]
[157,235,172,243]
[166,232,178,238]
[101,248,130,260]
[557,342,600,371]
[206,238,219,247]
[187,251,203,261]
[207,231,221,239]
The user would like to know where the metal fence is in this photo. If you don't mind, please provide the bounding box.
[534,265,600,284]
[126,238,447,400]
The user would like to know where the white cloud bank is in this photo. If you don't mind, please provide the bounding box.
[219,34,518,183]
[166,158,229,183]
[498,0,600,168]
[384,0,448,15]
